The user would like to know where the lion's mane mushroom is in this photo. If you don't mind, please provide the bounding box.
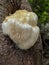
[2,10,40,50]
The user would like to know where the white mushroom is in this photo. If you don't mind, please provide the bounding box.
[2,10,40,50]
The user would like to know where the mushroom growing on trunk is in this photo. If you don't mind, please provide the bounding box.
[2,10,40,50]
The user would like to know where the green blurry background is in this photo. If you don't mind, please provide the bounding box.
[28,0,49,24]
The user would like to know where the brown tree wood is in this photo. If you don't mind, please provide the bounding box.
[0,0,43,65]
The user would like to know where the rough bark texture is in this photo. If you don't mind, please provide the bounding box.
[0,0,43,65]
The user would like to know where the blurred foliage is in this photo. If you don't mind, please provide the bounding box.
[28,0,49,24]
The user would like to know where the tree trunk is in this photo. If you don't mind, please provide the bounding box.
[0,0,43,65]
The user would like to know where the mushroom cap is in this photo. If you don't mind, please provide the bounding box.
[2,10,40,50]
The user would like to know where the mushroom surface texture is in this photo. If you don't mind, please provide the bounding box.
[2,10,40,50]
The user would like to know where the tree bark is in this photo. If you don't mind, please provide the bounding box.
[0,0,43,65]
